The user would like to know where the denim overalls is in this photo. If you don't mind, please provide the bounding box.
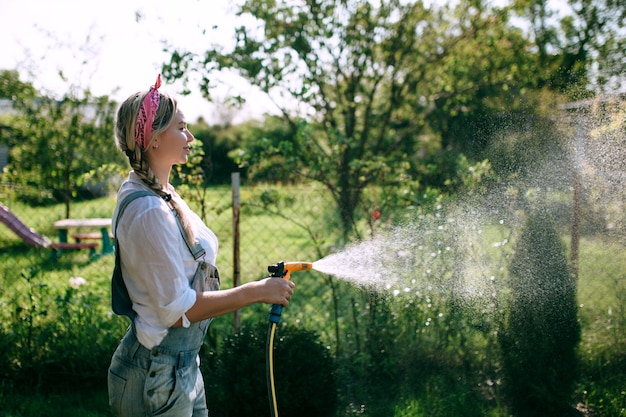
[108,191,220,417]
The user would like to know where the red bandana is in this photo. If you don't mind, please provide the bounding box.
[135,74,162,150]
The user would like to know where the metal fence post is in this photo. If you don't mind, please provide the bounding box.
[231,172,241,332]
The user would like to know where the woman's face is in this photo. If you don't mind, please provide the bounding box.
[147,109,194,167]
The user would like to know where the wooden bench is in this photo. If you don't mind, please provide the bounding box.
[48,241,99,259]
[54,217,114,256]
[72,232,114,242]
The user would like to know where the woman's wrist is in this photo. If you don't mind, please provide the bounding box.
[240,280,263,304]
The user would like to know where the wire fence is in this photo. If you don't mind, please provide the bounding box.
[0,176,348,336]
[0,172,623,342]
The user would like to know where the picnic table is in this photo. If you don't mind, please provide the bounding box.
[53,218,114,255]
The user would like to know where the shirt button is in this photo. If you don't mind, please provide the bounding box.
[147,389,155,397]
[149,371,156,377]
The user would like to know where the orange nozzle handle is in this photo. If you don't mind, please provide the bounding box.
[283,262,313,280]
[268,261,313,280]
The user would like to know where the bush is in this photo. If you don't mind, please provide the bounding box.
[0,266,125,389]
[203,322,337,417]
[499,210,581,416]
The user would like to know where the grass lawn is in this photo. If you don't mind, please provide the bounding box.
[0,382,111,417]
[1,188,624,416]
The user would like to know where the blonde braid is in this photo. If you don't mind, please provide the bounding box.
[115,91,196,244]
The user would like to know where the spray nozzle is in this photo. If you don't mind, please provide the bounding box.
[268,261,313,281]
[267,261,313,324]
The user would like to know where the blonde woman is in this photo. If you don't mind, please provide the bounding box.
[107,75,295,417]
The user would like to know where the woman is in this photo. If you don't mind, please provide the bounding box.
[107,75,295,417]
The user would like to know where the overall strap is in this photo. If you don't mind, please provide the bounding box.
[111,190,204,320]
[114,190,154,236]
[111,190,153,320]
[171,209,205,261]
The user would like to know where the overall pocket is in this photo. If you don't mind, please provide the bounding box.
[107,368,127,415]
[191,262,220,293]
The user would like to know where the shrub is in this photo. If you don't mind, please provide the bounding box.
[0,267,124,389]
[203,322,337,417]
[499,210,580,416]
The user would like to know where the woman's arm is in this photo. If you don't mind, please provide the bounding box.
[171,278,295,327]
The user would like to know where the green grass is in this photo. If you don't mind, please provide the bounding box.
[0,382,111,417]
[575,238,626,417]
[1,186,625,416]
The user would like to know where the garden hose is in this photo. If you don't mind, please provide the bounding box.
[266,261,313,417]
[267,318,279,417]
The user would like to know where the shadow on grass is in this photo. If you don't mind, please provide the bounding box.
[0,380,112,417]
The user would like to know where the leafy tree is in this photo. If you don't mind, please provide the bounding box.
[162,0,560,241]
[564,0,626,93]
[163,0,449,240]
[7,90,119,215]
[423,0,541,155]
[513,0,626,95]
[499,210,580,416]
[0,70,37,101]
[2,27,127,214]
[0,70,36,152]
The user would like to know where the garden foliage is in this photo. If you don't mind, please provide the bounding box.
[500,210,581,416]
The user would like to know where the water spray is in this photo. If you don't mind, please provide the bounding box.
[266,261,313,417]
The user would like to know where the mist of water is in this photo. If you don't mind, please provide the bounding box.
[311,101,625,304]
[312,204,509,305]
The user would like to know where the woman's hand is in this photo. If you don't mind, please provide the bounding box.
[252,277,296,306]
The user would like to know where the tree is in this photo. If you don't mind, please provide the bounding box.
[7,90,119,216]
[499,210,580,416]
[424,0,541,155]
[164,0,430,240]
[0,70,36,101]
[1,25,128,215]
[163,0,558,240]
[513,0,626,95]
[0,70,36,154]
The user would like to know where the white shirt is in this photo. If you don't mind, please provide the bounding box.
[112,172,218,349]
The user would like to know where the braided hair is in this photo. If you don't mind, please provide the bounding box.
[115,90,196,244]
